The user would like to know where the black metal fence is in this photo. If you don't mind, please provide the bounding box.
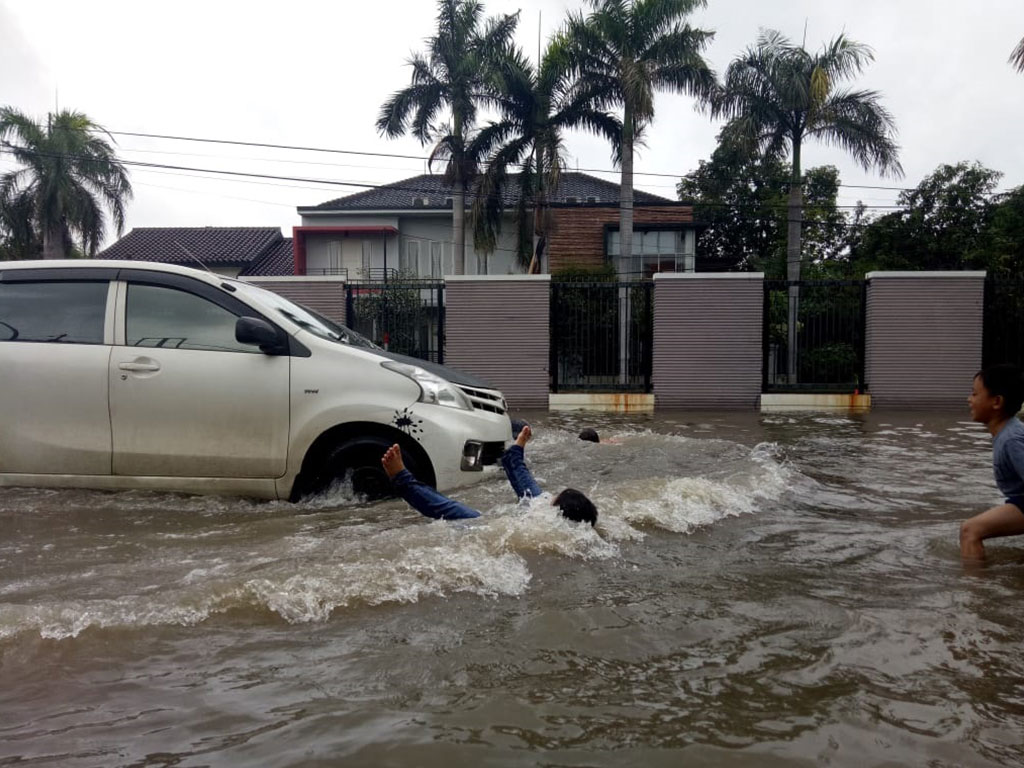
[763,279,867,392]
[984,276,1024,369]
[550,281,653,392]
[346,281,445,363]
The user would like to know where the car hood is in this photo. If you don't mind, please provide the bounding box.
[373,349,498,390]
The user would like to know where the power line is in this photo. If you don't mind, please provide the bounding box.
[105,128,934,194]
[0,146,919,212]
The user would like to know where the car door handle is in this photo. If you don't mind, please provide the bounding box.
[118,361,161,372]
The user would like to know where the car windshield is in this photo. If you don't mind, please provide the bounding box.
[231,282,380,349]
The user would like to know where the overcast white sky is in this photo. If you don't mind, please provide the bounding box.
[2,0,1023,247]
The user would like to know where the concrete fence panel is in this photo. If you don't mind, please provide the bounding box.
[865,271,985,408]
[241,277,347,324]
[652,273,764,409]
[444,276,550,410]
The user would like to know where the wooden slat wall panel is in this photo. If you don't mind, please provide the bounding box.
[548,206,694,272]
[243,280,347,324]
[653,277,763,408]
[445,280,550,409]
[866,275,984,408]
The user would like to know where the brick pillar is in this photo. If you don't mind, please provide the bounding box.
[444,276,550,409]
[866,271,985,408]
[652,273,764,408]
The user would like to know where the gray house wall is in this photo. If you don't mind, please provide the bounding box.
[444,276,550,409]
[241,277,347,324]
[652,273,764,408]
[865,271,985,408]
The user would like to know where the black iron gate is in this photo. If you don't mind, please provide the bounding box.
[346,280,445,363]
[983,276,1024,369]
[763,279,867,392]
[550,280,653,392]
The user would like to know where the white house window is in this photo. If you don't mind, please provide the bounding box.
[607,229,695,277]
[402,240,419,274]
[431,242,442,278]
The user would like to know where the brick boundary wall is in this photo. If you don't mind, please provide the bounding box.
[865,271,986,408]
[241,276,347,324]
[444,276,550,410]
[652,273,764,409]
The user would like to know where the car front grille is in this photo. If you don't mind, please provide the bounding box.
[457,385,507,415]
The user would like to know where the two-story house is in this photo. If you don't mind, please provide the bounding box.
[293,172,699,279]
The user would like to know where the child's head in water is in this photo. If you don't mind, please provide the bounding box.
[578,428,600,443]
[552,488,598,526]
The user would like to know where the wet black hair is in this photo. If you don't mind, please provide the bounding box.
[578,428,600,443]
[511,419,529,440]
[553,488,598,526]
[976,364,1024,417]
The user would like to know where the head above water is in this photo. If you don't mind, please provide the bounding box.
[973,364,1024,420]
[552,488,598,526]
[578,428,600,443]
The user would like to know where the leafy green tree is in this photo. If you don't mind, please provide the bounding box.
[678,135,788,271]
[677,136,848,276]
[470,33,621,272]
[377,0,517,275]
[988,185,1024,276]
[715,30,901,379]
[850,162,1001,273]
[0,107,132,259]
[566,0,716,273]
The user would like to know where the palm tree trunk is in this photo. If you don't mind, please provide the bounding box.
[619,106,635,275]
[453,182,466,275]
[786,139,803,383]
[530,145,544,274]
[42,225,65,260]
[618,107,636,385]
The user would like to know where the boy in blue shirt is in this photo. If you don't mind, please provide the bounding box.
[960,364,1024,560]
[381,425,598,526]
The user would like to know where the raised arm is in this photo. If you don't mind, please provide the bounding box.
[382,445,480,520]
[500,425,544,500]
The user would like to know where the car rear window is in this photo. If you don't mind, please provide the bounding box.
[0,281,108,344]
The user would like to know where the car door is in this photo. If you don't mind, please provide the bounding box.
[109,273,289,478]
[0,272,115,475]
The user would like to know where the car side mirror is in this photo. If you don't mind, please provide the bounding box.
[236,316,287,355]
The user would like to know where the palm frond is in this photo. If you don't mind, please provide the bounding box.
[1011,36,1024,72]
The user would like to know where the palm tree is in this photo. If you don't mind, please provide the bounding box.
[377,0,517,275]
[565,0,716,274]
[1011,36,1024,72]
[470,33,622,272]
[716,30,902,381]
[0,107,132,259]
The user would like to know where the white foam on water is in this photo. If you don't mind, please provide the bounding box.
[605,441,792,534]
[0,435,799,640]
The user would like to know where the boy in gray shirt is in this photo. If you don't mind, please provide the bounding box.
[960,364,1024,560]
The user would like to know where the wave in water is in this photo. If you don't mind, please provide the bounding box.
[0,435,797,639]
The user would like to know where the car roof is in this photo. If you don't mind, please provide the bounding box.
[0,259,222,285]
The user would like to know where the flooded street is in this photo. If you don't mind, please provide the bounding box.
[2,410,1023,767]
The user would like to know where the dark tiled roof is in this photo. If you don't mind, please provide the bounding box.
[241,237,294,276]
[301,172,674,212]
[98,227,284,267]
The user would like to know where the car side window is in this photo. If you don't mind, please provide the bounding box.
[125,283,254,353]
[0,281,108,344]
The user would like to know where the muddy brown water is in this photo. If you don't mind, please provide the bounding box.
[2,411,1023,767]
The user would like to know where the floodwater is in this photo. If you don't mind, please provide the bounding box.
[2,410,1023,767]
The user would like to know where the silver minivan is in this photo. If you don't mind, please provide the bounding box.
[0,260,512,500]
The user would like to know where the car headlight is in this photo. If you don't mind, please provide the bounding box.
[381,361,473,410]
